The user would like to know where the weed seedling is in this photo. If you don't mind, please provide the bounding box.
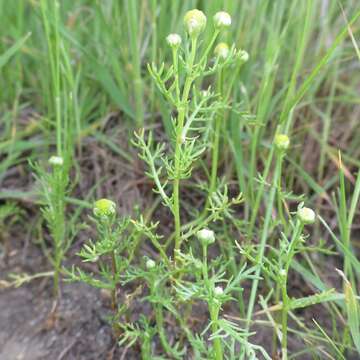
[33,155,70,299]
[279,204,316,359]
[68,198,131,323]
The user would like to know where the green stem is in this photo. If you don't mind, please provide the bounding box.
[149,0,157,113]
[111,250,118,311]
[281,220,303,359]
[208,69,223,207]
[272,284,281,354]
[52,168,65,300]
[173,37,197,260]
[281,281,288,360]
[210,302,223,360]
[276,159,287,229]
[155,304,180,359]
[203,244,222,360]
[246,153,283,326]
[247,148,275,238]
[126,0,143,128]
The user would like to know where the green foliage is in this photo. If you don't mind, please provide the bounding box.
[32,157,70,298]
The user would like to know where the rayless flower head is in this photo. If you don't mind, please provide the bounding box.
[166,33,182,48]
[48,155,64,166]
[214,286,224,296]
[213,11,231,29]
[238,49,249,63]
[146,258,156,269]
[297,206,316,225]
[279,269,287,278]
[93,198,116,218]
[274,133,290,151]
[214,42,230,59]
[196,228,215,246]
[184,9,207,37]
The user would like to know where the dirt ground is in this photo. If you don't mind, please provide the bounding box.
[0,238,123,360]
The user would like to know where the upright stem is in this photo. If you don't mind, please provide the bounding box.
[52,168,65,300]
[155,304,178,358]
[281,220,303,359]
[173,38,197,260]
[247,148,275,238]
[281,280,288,360]
[210,302,223,360]
[111,250,118,311]
[126,0,143,128]
[202,244,223,360]
[106,221,118,312]
[246,153,283,326]
[208,69,223,206]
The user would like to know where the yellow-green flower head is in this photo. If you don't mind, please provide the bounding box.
[184,9,207,37]
[48,155,64,166]
[196,228,215,246]
[213,11,231,29]
[214,42,230,59]
[93,198,116,218]
[274,134,290,151]
[238,49,249,63]
[297,206,316,225]
[166,33,182,48]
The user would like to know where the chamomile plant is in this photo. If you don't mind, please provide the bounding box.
[239,202,319,359]
[132,8,263,358]
[31,155,70,299]
[138,8,249,261]
[70,8,266,358]
[67,199,132,321]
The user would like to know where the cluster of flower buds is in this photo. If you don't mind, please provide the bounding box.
[166,9,250,68]
[93,198,116,218]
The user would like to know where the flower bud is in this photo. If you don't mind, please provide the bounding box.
[213,11,231,29]
[214,42,230,59]
[166,33,182,48]
[48,155,64,166]
[184,9,207,37]
[274,134,290,151]
[194,259,203,270]
[196,228,215,246]
[93,198,116,218]
[238,49,249,63]
[214,286,224,296]
[297,206,316,225]
[279,269,286,278]
[146,259,156,269]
